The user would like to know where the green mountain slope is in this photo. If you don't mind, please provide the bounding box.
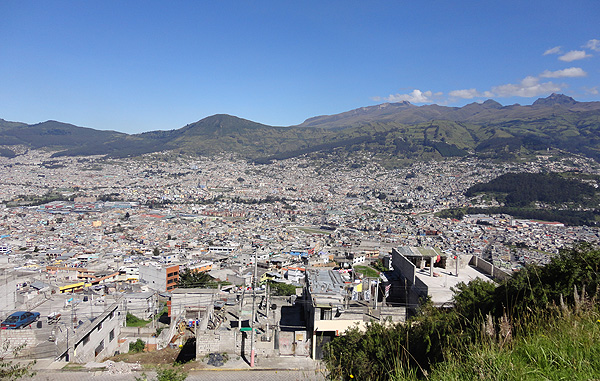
[0,120,126,149]
[2,94,600,163]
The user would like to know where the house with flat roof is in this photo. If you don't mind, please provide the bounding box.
[303,268,376,359]
[390,247,510,309]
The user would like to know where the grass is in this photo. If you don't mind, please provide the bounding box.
[382,305,600,381]
[62,363,88,371]
[428,308,600,380]
[353,265,380,278]
[324,294,600,380]
[296,227,333,235]
[126,312,150,327]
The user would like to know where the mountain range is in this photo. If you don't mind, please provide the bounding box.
[2,93,600,164]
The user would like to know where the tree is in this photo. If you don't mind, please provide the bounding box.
[177,268,217,288]
[267,281,297,296]
[0,342,36,379]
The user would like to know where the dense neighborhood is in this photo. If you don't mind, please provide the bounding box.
[1,147,599,375]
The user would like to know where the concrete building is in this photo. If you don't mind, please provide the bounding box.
[169,288,218,325]
[390,247,510,309]
[188,260,213,273]
[139,263,180,292]
[69,301,122,363]
[124,291,157,320]
[285,267,305,284]
[303,269,370,359]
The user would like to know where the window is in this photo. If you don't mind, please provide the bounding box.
[95,340,104,357]
[109,329,115,342]
[82,334,90,346]
[97,321,103,332]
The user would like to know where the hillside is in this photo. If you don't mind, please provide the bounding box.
[0,120,126,151]
[438,172,600,226]
[2,94,600,163]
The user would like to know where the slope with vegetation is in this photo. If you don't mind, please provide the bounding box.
[438,172,600,226]
[2,94,600,165]
[323,243,600,380]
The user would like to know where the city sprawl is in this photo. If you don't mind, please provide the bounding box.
[1,147,600,369]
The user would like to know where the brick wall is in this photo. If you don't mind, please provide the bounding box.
[0,329,36,359]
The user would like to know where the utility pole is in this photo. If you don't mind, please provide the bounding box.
[250,247,258,367]
[265,282,270,341]
[236,287,245,351]
[238,287,245,330]
[374,278,379,310]
[64,323,70,362]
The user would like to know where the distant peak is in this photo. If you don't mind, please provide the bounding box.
[533,93,577,106]
[481,99,502,109]
[392,100,413,107]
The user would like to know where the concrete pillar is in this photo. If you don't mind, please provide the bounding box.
[429,257,434,277]
[455,255,459,277]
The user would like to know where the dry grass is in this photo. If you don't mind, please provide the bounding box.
[106,347,202,371]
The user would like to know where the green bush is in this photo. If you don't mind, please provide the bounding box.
[129,338,145,353]
[135,365,187,381]
[156,366,187,381]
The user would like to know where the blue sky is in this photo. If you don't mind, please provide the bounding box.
[1,1,599,134]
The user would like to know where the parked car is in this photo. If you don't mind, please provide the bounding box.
[1,311,40,329]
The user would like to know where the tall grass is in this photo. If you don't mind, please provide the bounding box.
[324,288,600,380]
[428,304,600,380]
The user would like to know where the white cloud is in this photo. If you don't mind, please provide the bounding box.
[383,89,434,103]
[540,67,587,78]
[558,50,592,62]
[490,76,563,98]
[583,86,599,95]
[584,39,600,52]
[448,88,481,99]
[543,46,562,55]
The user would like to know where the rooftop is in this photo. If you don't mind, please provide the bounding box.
[415,264,493,306]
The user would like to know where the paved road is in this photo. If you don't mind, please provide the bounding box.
[24,355,327,380]
[26,369,327,381]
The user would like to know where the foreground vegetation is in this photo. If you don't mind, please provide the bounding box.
[323,243,600,380]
